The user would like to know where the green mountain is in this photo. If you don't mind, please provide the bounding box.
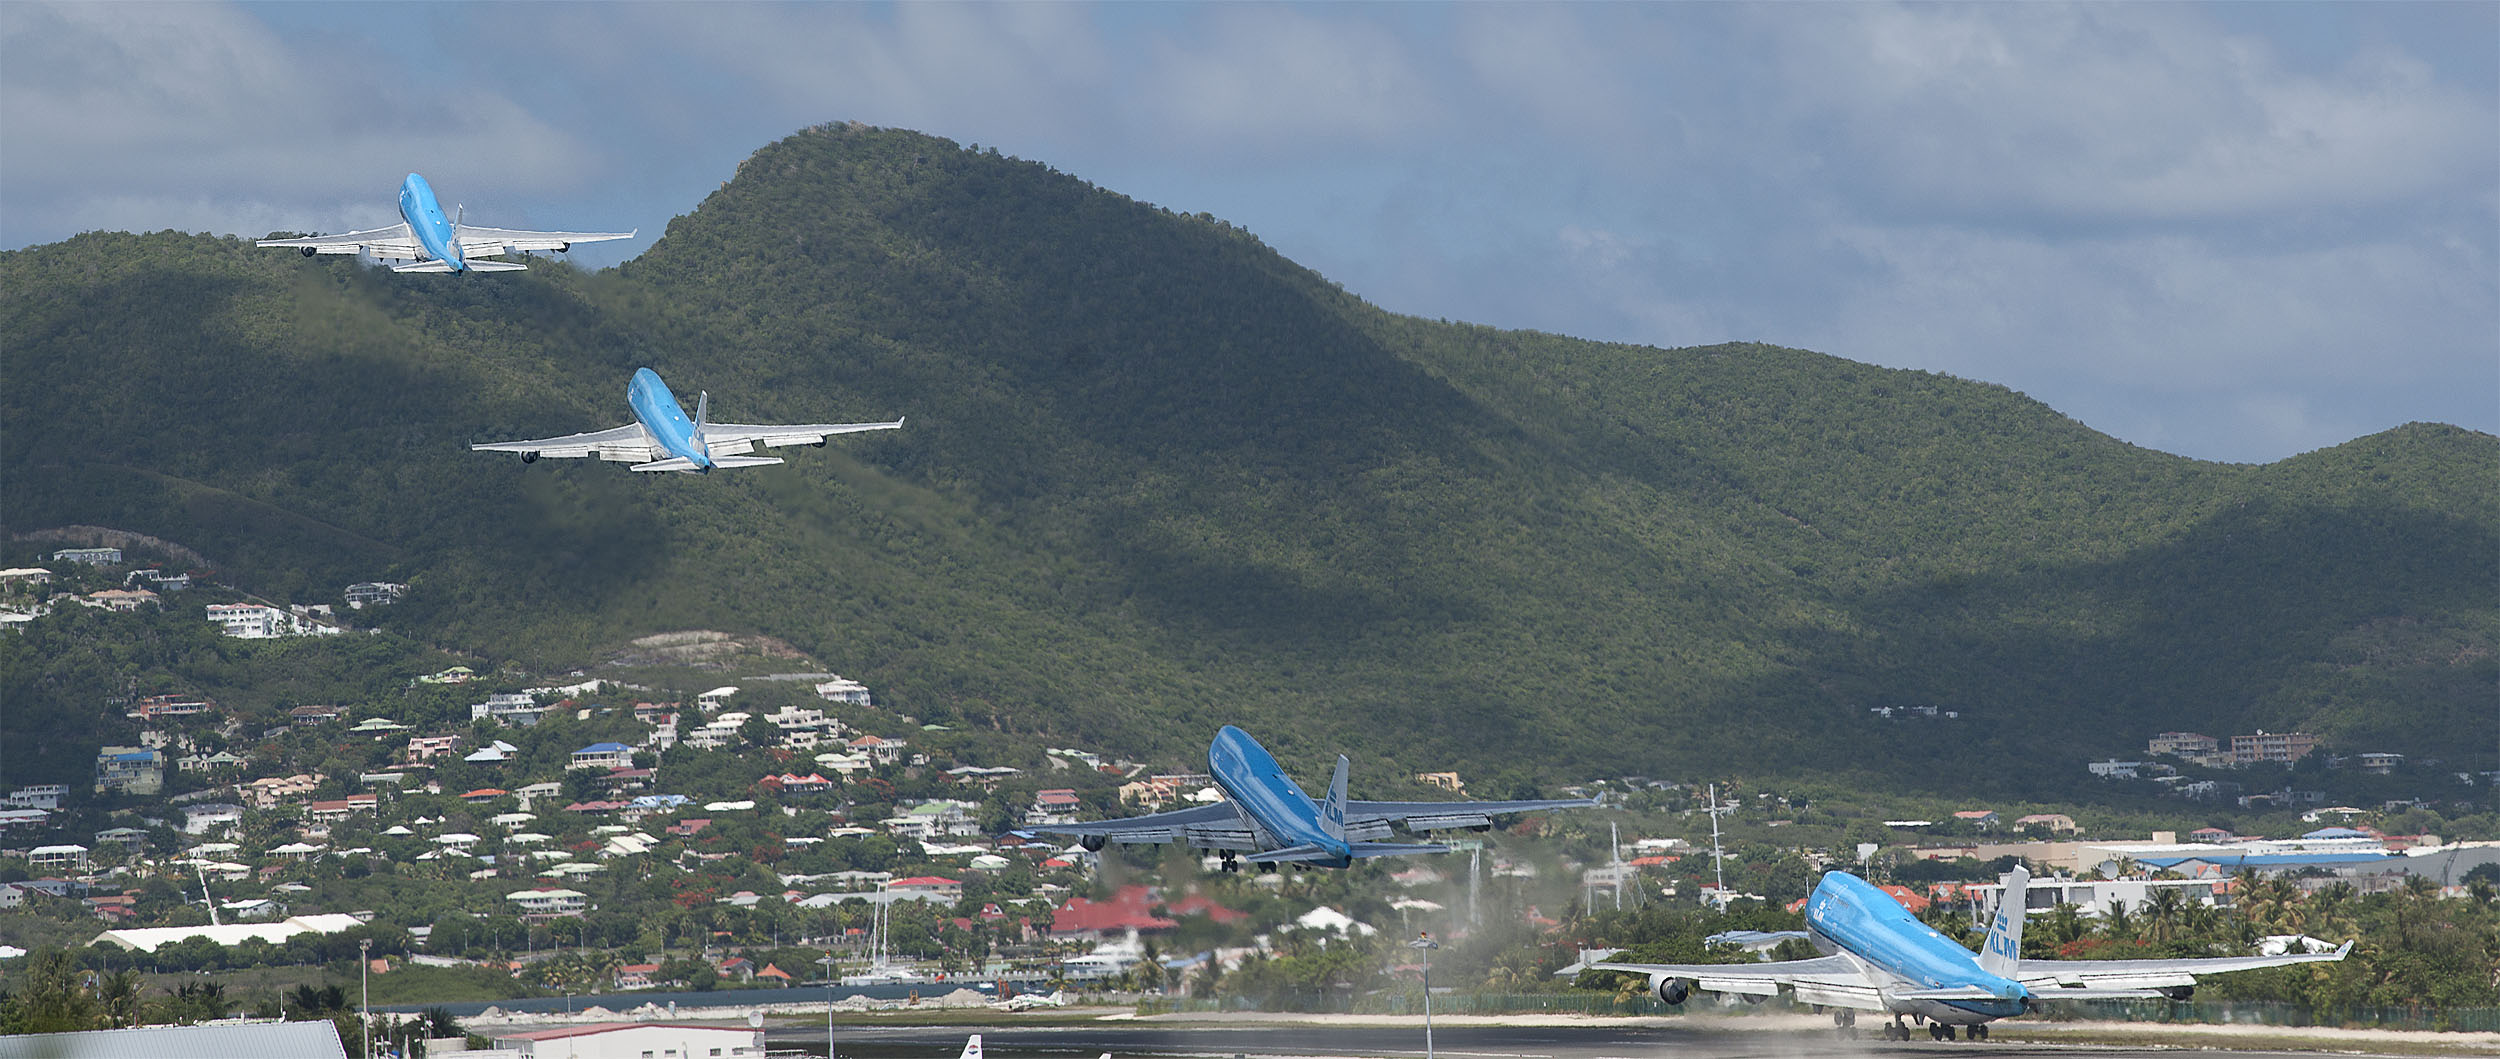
[4,124,2492,793]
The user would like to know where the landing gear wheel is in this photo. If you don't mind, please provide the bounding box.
[1969,1024,1988,1040]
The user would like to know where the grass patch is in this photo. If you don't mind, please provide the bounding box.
[366,964,544,1005]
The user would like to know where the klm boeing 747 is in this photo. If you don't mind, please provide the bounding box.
[472,368,902,473]
[1028,725,1593,870]
[258,173,631,273]
[1595,865,2349,1040]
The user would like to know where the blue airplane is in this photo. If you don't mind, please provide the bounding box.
[1595,865,2349,1040]
[1027,725,1594,869]
[471,367,902,473]
[258,173,632,273]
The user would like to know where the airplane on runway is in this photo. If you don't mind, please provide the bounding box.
[1593,865,2349,1041]
[472,367,902,473]
[1025,724,1594,870]
[258,173,632,273]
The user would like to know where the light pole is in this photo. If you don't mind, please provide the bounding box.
[1407,932,1439,1059]
[359,937,373,1059]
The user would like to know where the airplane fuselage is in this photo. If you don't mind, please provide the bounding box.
[1805,871,2029,1024]
[1207,725,1350,867]
[627,368,712,470]
[397,173,465,271]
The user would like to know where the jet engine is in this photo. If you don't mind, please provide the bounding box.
[301,247,317,257]
[2156,986,2195,1001]
[1655,978,1691,1005]
[1080,835,1107,852]
[521,452,540,464]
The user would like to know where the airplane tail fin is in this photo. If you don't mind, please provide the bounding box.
[1978,864,2029,978]
[959,1035,982,1059]
[1320,754,1351,840]
[693,390,713,460]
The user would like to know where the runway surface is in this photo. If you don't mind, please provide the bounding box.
[764,1020,2370,1059]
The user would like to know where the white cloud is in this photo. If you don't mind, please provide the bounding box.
[1134,7,1448,155]
[1773,222,2495,460]
[0,2,593,242]
[1756,4,2498,222]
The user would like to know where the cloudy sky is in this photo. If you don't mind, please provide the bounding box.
[5,2,2492,464]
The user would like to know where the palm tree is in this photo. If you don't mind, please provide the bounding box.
[2043,902,2087,948]
[96,969,142,1029]
[2100,899,2132,939]
[2306,882,2359,942]
[2235,874,2298,934]
[2142,888,2186,944]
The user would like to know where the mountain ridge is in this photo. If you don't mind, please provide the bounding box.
[3,124,2490,793]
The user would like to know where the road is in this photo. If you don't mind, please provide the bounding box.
[764,1019,2383,1059]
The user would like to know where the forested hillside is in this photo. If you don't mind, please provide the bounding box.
[4,123,2491,794]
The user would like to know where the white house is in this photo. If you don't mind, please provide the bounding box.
[205,603,336,639]
[471,693,548,726]
[28,844,90,872]
[343,582,406,608]
[505,888,589,917]
[205,604,286,639]
[570,742,635,771]
[813,676,873,706]
[8,785,68,810]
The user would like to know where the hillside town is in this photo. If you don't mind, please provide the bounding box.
[4,548,2496,1047]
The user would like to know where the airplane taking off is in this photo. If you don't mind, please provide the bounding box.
[472,368,902,473]
[1027,725,1594,870]
[1595,865,2349,1041]
[257,173,631,273]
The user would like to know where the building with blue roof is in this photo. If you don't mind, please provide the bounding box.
[570,742,636,770]
[93,746,162,795]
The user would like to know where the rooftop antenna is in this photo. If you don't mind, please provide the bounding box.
[1703,784,1732,910]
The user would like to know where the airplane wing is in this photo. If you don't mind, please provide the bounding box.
[470,423,657,462]
[1591,956,1885,1010]
[257,224,424,260]
[1024,802,1264,851]
[2014,941,2351,995]
[699,419,906,454]
[1342,797,1599,832]
[455,224,635,257]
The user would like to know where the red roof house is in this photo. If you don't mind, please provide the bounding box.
[1049,885,1178,938]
